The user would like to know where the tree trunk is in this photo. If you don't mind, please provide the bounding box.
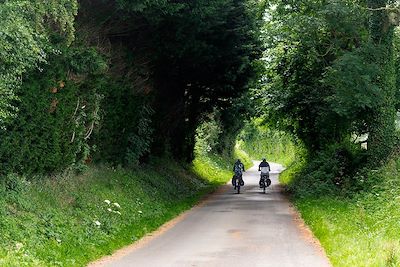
[367,0,397,163]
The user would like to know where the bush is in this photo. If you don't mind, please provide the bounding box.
[195,112,223,156]
[93,82,154,166]
[0,46,106,175]
[289,153,400,267]
[286,143,367,197]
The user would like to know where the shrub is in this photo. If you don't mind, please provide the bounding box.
[0,46,106,175]
[195,112,223,156]
[287,143,367,197]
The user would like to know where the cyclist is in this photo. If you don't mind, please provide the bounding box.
[258,159,270,188]
[232,159,245,189]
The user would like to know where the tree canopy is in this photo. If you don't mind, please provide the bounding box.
[0,0,263,174]
[259,0,400,163]
[0,0,78,125]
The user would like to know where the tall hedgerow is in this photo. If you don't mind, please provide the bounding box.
[0,0,78,126]
[0,46,106,175]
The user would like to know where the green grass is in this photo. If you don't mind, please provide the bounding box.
[192,147,253,185]
[295,197,400,267]
[233,144,253,169]
[237,119,297,167]
[0,155,236,266]
[281,157,400,267]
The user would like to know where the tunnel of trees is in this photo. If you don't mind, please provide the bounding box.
[5,1,400,266]
[0,0,262,174]
[2,0,400,190]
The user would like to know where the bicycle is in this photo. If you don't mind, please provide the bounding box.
[259,173,271,193]
[232,175,244,194]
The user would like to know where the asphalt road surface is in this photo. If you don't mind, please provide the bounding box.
[93,162,331,267]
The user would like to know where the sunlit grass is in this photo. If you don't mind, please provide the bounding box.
[192,146,253,185]
[281,158,400,266]
[295,197,400,267]
[0,155,236,266]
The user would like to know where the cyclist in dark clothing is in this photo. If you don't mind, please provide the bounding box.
[233,159,245,175]
[258,159,270,188]
[232,159,245,188]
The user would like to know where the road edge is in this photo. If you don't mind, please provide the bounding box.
[276,183,332,266]
[87,184,230,267]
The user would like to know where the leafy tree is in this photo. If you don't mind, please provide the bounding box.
[148,0,262,161]
[79,0,263,162]
[261,0,400,164]
[261,0,368,151]
[366,0,397,161]
[0,46,106,175]
[0,0,78,125]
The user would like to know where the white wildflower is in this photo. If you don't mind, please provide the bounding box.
[94,220,101,227]
[104,200,111,205]
[107,208,112,212]
[15,242,23,251]
[138,210,143,214]
[113,202,121,209]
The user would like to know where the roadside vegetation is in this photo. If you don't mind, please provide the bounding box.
[277,149,400,267]
[5,0,400,266]
[0,148,252,266]
[0,110,252,266]
[237,119,297,167]
[0,0,260,265]
[257,2,400,266]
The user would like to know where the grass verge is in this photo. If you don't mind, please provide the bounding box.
[237,119,296,167]
[0,154,240,266]
[281,157,400,267]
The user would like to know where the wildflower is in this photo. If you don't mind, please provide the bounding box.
[15,243,23,251]
[104,200,111,205]
[113,202,121,209]
[94,220,101,227]
[138,210,143,214]
[107,208,112,212]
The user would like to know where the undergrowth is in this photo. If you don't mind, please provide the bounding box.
[237,119,297,166]
[281,148,400,267]
[0,153,239,266]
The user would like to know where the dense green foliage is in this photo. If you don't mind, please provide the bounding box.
[279,153,400,266]
[0,1,261,264]
[78,0,262,162]
[257,1,400,266]
[0,0,262,174]
[0,0,78,125]
[260,0,400,162]
[367,0,398,162]
[194,113,253,168]
[237,119,297,166]
[0,47,105,175]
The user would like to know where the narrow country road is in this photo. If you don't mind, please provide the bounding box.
[91,162,331,267]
